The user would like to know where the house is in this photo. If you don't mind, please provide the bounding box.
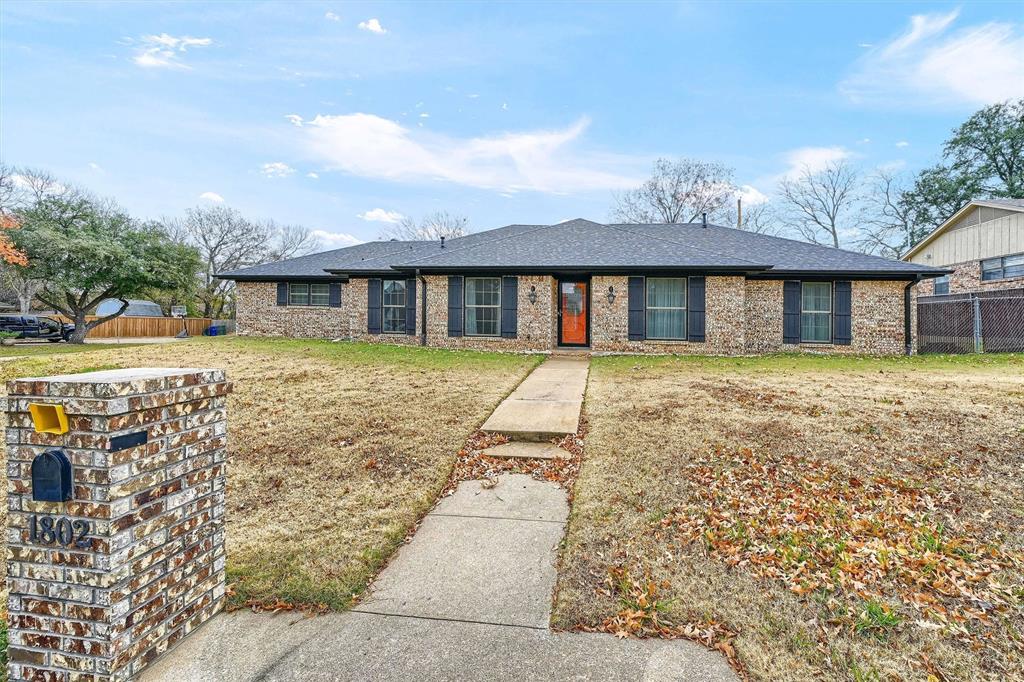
[903,198,1024,295]
[218,218,945,356]
[95,298,166,317]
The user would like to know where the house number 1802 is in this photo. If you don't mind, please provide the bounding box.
[28,515,92,548]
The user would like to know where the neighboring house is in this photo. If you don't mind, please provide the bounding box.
[219,218,944,356]
[904,198,1024,296]
[95,298,165,317]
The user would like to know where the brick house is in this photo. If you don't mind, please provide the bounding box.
[904,198,1024,296]
[219,218,945,356]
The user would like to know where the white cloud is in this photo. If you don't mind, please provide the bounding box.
[325,11,341,22]
[737,185,769,205]
[261,162,295,178]
[285,114,304,127]
[780,146,853,179]
[312,230,362,247]
[419,113,430,118]
[858,137,871,144]
[858,43,874,48]
[130,33,213,70]
[357,208,405,224]
[306,172,319,179]
[358,18,386,34]
[841,9,1024,107]
[298,113,641,194]
[895,140,910,148]
[88,162,103,172]
[199,191,224,202]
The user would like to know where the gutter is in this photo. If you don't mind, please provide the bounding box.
[904,275,923,356]
[417,269,427,346]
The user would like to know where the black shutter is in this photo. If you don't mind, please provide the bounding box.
[367,278,382,334]
[405,278,417,336]
[687,276,706,342]
[783,280,801,344]
[833,281,852,345]
[628,276,645,341]
[276,283,288,306]
[447,276,463,337]
[501,276,518,338]
[329,283,342,308]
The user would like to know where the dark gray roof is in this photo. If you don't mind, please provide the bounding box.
[219,218,946,281]
[616,223,938,275]
[394,219,766,271]
[218,240,426,280]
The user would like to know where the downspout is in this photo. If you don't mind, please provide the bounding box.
[417,269,427,346]
[904,275,922,356]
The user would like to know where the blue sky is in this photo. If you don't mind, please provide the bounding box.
[2,1,1022,247]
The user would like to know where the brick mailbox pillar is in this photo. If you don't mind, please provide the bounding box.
[5,368,231,681]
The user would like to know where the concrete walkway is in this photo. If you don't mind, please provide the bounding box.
[481,356,589,442]
[142,474,736,681]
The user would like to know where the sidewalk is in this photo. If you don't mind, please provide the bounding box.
[481,356,589,441]
[142,475,736,681]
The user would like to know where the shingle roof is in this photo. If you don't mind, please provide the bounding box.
[220,218,946,281]
[980,197,1024,209]
[218,240,426,280]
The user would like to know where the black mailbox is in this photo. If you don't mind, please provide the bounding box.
[31,449,73,502]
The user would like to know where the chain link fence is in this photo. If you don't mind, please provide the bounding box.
[918,288,1024,354]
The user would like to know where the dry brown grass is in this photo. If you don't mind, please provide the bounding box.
[0,336,541,610]
[554,353,1024,682]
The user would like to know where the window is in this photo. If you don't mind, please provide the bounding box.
[933,275,950,295]
[288,283,330,306]
[645,277,687,340]
[465,277,501,336]
[382,280,407,334]
[981,253,1024,281]
[801,282,832,343]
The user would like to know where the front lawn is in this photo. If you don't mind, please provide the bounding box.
[0,336,541,610]
[555,353,1024,681]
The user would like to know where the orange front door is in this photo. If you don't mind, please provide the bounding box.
[559,281,588,346]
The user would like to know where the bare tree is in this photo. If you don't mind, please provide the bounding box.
[612,158,736,224]
[266,221,320,261]
[856,170,917,258]
[737,200,780,235]
[0,165,73,311]
[166,205,271,318]
[381,210,469,241]
[778,161,860,248]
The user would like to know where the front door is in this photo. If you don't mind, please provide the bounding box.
[558,280,589,347]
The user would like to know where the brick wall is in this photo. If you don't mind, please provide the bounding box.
[589,275,747,354]
[237,275,911,356]
[744,279,908,355]
[423,275,554,351]
[915,259,1024,296]
[236,280,421,346]
[5,368,230,681]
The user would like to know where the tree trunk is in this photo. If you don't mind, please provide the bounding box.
[68,312,89,344]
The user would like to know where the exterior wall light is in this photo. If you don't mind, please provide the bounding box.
[606,285,616,304]
[528,285,538,304]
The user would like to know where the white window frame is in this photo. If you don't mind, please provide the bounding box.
[288,282,330,307]
[981,253,1024,281]
[382,279,407,334]
[800,281,832,344]
[464,276,501,337]
[645,277,687,340]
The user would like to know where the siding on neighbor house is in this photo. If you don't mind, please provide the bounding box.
[914,258,1024,296]
[236,276,913,356]
[908,209,1023,268]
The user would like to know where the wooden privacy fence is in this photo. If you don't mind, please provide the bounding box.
[57,315,217,338]
[917,288,1024,354]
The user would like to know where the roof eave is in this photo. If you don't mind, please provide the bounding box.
[387,264,772,275]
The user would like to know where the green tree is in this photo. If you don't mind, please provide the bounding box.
[13,194,201,343]
[902,99,1024,242]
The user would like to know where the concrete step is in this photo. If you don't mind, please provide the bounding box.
[481,356,589,442]
[479,442,568,460]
